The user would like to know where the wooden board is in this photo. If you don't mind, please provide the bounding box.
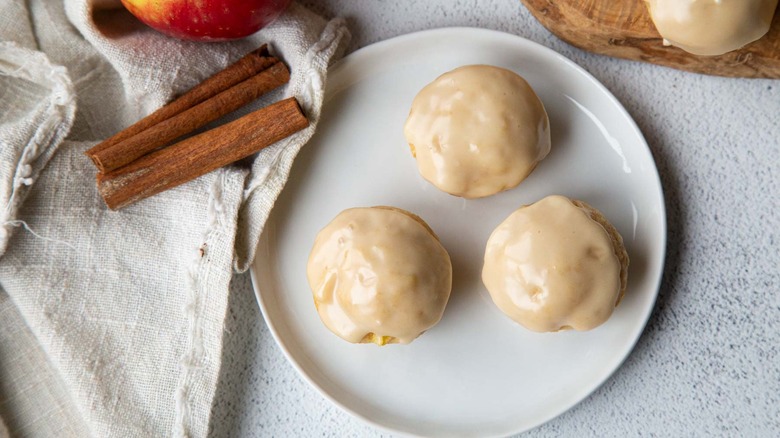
[520,0,780,78]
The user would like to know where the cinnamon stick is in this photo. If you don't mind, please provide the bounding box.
[97,97,308,210]
[90,61,290,173]
[85,44,277,166]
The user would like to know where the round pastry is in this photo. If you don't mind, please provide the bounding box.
[644,0,779,56]
[307,206,452,345]
[481,195,629,332]
[403,65,551,199]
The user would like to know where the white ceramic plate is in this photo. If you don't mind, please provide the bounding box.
[250,27,666,437]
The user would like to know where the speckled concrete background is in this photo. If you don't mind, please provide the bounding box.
[208,1,780,436]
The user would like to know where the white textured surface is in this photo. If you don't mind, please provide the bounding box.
[0,2,347,437]
[209,1,780,437]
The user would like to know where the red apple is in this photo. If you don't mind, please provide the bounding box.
[120,0,292,41]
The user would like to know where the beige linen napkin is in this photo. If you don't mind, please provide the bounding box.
[0,0,348,436]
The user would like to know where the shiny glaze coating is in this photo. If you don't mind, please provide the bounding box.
[482,195,626,332]
[404,65,551,198]
[307,207,452,345]
[644,0,779,56]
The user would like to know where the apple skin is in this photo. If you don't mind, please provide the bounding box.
[120,0,292,41]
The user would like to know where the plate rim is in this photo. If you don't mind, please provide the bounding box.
[250,26,667,438]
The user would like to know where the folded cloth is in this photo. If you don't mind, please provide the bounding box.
[0,0,348,436]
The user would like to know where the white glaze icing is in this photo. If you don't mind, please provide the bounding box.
[403,65,551,198]
[645,0,778,56]
[482,195,623,332]
[307,207,452,344]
